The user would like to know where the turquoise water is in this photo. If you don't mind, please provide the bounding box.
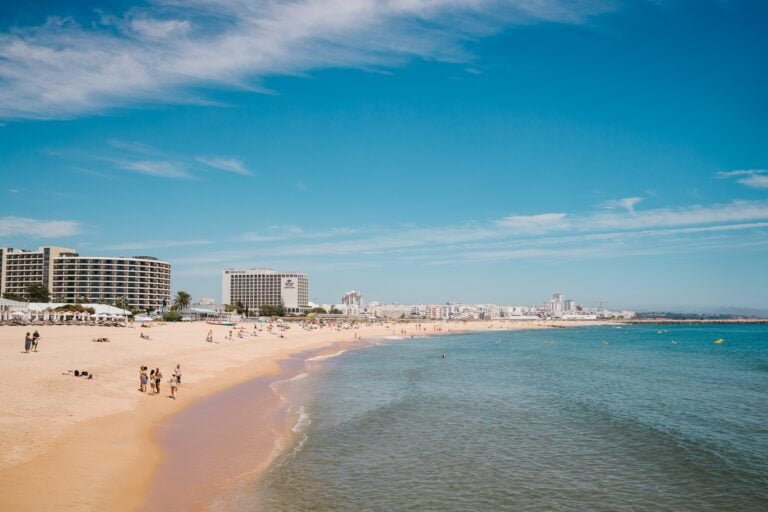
[245,325,768,511]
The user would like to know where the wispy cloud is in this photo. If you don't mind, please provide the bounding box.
[497,200,768,236]
[103,239,214,251]
[0,216,81,237]
[173,200,768,269]
[0,0,613,119]
[196,156,252,176]
[600,196,643,214]
[56,139,252,180]
[117,159,193,179]
[717,169,768,189]
[495,213,568,233]
[237,225,357,242]
[740,174,768,189]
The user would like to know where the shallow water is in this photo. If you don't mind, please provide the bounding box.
[236,325,768,511]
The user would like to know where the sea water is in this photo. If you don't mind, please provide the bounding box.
[238,325,768,511]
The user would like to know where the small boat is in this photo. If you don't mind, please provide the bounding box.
[207,321,236,326]
[714,338,724,345]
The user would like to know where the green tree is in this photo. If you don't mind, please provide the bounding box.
[2,292,27,302]
[309,307,327,314]
[26,283,50,302]
[114,296,131,312]
[329,307,343,315]
[172,291,191,311]
[234,301,246,315]
[259,304,285,317]
[162,311,182,322]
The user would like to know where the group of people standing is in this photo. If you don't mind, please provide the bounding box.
[23,330,41,353]
[139,364,182,399]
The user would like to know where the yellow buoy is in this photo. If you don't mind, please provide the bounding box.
[714,338,724,345]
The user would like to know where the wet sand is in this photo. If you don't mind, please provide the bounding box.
[140,344,350,511]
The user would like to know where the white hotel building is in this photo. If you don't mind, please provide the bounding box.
[0,246,171,310]
[222,268,309,314]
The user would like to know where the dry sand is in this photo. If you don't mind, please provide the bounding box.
[0,319,611,511]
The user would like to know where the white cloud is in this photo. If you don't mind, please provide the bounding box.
[103,239,213,251]
[0,0,612,119]
[717,169,761,178]
[174,199,768,267]
[496,213,568,233]
[117,159,192,179]
[196,156,252,175]
[717,169,768,189]
[601,196,643,214]
[0,216,81,237]
[740,174,768,189]
[238,225,357,242]
[130,19,191,39]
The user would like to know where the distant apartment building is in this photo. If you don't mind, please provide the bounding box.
[341,290,363,307]
[0,246,171,310]
[222,268,309,314]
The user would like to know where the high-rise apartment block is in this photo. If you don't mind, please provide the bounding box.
[0,246,171,310]
[341,290,363,307]
[222,268,309,314]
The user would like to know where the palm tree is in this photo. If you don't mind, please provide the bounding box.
[173,291,192,311]
[114,296,131,312]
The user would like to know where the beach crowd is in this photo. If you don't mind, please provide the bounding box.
[139,364,182,399]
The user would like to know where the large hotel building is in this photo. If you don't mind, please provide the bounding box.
[0,246,171,310]
[222,268,309,314]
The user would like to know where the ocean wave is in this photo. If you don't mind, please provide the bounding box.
[305,350,347,363]
[269,372,309,397]
[283,372,309,384]
[292,405,311,433]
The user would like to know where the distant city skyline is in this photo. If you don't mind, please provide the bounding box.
[1,1,767,312]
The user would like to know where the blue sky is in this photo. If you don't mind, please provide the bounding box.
[1,0,767,311]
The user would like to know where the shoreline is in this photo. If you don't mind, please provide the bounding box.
[0,319,612,511]
[138,339,366,511]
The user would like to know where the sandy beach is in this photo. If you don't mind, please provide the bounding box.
[0,319,611,511]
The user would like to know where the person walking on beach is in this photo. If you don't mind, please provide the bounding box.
[169,373,178,399]
[154,368,163,395]
[173,364,181,388]
[206,330,213,342]
[32,330,40,352]
[24,333,32,353]
[149,369,156,394]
